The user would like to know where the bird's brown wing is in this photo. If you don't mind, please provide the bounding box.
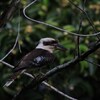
[14,49,56,72]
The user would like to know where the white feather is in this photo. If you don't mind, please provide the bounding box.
[36,38,55,53]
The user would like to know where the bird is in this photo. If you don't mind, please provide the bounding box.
[4,37,66,87]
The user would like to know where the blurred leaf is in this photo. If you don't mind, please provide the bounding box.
[43,0,49,6]
[63,25,76,31]
[79,44,88,52]
[80,61,88,73]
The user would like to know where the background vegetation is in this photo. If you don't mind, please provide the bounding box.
[0,0,100,100]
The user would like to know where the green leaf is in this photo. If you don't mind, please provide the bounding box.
[63,25,76,31]
[79,44,88,52]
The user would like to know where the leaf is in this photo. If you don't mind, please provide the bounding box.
[63,25,76,32]
[79,44,88,52]
[80,61,88,72]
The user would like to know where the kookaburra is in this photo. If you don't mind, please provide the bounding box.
[4,37,66,87]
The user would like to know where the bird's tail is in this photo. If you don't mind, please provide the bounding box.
[4,71,22,87]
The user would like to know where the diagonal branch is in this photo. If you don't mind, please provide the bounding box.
[39,41,100,84]
[14,41,100,98]
[0,61,77,100]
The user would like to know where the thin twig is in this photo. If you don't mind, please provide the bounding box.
[23,0,100,37]
[0,60,14,68]
[76,0,86,57]
[0,33,19,61]
[85,59,100,67]
[68,0,100,40]
[43,81,77,100]
[25,73,77,100]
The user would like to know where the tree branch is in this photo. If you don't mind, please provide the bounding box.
[23,0,100,37]
[16,41,100,97]
[68,0,100,40]
[0,0,20,28]
[76,0,86,57]
[0,61,77,100]
[0,33,19,61]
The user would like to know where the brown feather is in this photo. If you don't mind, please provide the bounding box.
[14,49,56,72]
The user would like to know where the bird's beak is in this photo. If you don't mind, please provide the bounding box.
[55,44,67,51]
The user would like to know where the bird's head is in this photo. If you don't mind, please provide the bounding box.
[36,37,67,53]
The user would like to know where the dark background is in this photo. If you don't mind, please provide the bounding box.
[0,0,100,100]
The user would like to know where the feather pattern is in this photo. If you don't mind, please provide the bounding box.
[14,49,55,72]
